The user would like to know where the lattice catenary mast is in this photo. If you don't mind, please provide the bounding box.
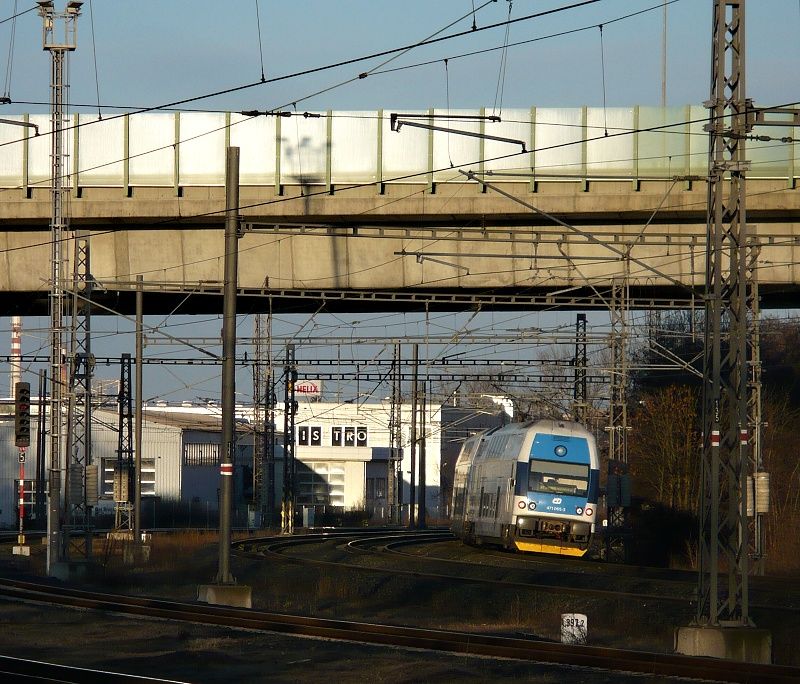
[39,0,84,574]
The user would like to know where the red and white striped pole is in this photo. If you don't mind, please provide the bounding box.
[18,447,25,545]
[10,316,21,397]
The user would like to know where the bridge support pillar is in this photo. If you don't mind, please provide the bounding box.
[675,626,771,664]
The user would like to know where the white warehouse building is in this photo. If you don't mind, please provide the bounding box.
[0,397,441,529]
[149,398,442,523]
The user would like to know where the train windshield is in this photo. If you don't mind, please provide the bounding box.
[528,459,589,497]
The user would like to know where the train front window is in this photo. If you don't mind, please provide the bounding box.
[529,459,589,496]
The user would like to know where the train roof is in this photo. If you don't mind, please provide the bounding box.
[472,417,590,439]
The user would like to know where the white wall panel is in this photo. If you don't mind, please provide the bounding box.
[637,106,688,176]
[179,113,226,186]
[129,113,175,185]
[331,111,376,183]
[484,108,533,174]
[230,113,276,185]
[0,116,25,186]
[432,109,480,181]
[688,105,709,176]
[28,115,73,186]
[77,115,124,186]
[586,107,634,175]
[6,108,790,192]
[534,108,583,176]
[750,124,793,177]
[279,113,326,182]
[382,109,428,182]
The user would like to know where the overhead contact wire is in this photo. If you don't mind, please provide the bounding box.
[2,0,18,101]
[88,0,102,119]
[255,0,266,82]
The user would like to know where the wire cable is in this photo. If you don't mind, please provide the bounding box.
[2,0,18,101]
[88,0,102,120]
[255,0,266,82]
[0,4,34,27]
[492,0,513,118]
[599,24,608,136]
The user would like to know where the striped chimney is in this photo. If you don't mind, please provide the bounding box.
[10,316,21,396]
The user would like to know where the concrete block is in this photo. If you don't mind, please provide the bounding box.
[107,531,135,542]
[675,625,772,664]
[49,560,97,582]
[197,584,252,609]
[123,544,151,565]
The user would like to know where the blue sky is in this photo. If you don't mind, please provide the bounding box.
[2,0,799,404]
[2,0,799,114]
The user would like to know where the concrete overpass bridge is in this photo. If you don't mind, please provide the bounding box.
[1,106,799,314]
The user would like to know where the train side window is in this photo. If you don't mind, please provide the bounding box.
[514,461,529,496]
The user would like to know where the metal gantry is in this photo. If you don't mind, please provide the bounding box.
[252,313,268,524]
[605,275,631,563]
[253,310,278,526]
[699,0,752,626]
[114,354,134,532]
[746,240,766,574]
[40,0,82,574]
[387,343,402,524]
[64,233,95,557]
[282,344,297,534]
[572,313,588,423]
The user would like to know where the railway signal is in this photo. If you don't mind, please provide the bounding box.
[14,381,31,553]
[14,381,31,448]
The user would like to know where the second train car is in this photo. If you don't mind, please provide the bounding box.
[451,419,600,557]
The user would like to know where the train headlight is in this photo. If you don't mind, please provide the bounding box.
[517,500,526,509]
[554,445,568,457]
[576,506,583,515]
[585,507,594,516]
[528,501,536,510]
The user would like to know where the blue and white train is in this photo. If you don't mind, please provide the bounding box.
[451,419,600,557]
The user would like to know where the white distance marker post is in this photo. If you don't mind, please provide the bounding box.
[561,613,588,645]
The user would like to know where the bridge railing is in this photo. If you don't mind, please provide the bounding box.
[0,106,795,191]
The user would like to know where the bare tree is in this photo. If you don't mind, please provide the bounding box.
[628,385,701,513]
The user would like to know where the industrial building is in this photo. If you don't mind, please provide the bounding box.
[0,396,442,529]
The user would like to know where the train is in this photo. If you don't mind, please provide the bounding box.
[450,418,600,557]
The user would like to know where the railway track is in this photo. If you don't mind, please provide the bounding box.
[0,653,188,683]
[0,576,797,683]
[240,530,800,613]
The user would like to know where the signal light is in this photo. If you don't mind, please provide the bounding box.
[14,382,31,448]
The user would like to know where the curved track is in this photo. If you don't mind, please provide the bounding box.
[239,529,800,613]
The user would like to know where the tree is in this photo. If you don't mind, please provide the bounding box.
[628,384,700,513]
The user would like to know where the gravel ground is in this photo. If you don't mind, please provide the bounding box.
[0,533,797,682]
[0,599,677,684]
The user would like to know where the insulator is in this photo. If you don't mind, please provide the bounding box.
[755,472,770,514]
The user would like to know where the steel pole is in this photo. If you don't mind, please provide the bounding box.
[409,344,418,528]
[134,275,143,544]
[216,147,239,584]
[418,379,426,529]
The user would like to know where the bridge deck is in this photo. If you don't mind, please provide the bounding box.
[1,108,799,313]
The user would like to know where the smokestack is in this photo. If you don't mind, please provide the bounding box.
[10,316,21,396]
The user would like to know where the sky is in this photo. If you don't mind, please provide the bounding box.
[2,0,799,405]
[2,0,799,114]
